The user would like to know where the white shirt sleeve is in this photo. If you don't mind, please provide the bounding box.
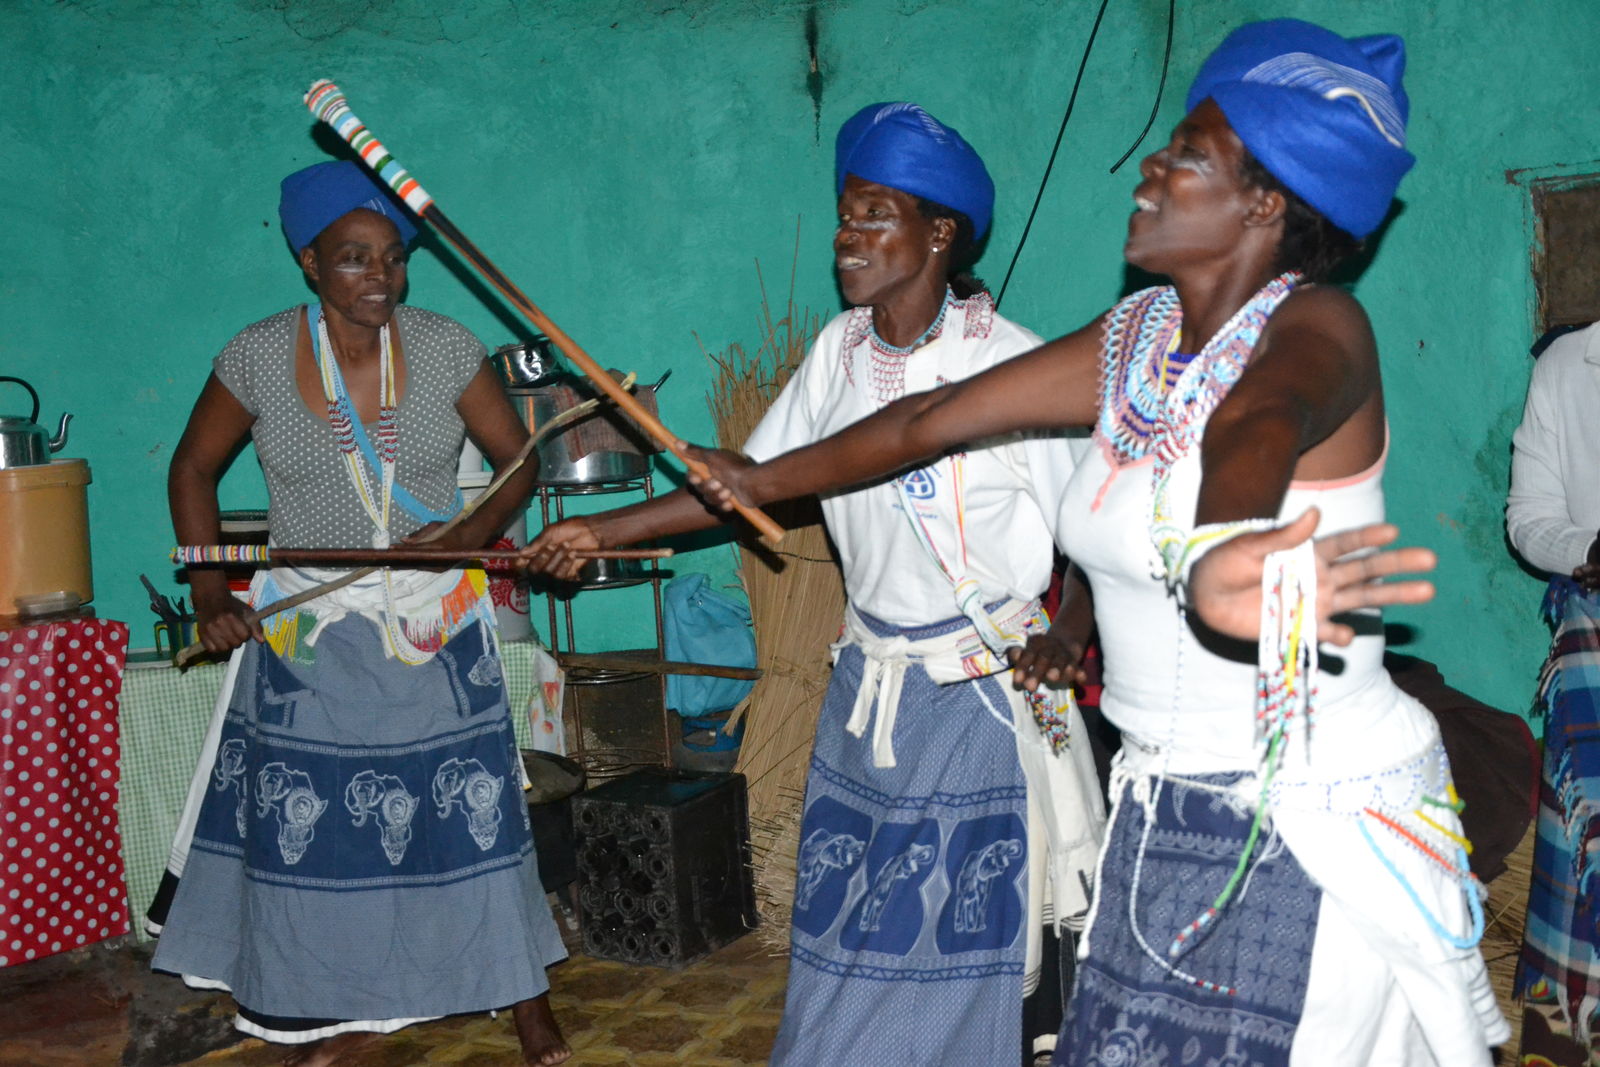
[742,332,835,463]
[1507,337,1599,575]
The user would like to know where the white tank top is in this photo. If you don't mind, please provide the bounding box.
[1059,424,1439,777]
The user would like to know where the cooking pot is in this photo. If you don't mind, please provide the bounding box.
[0,376,72,469]
[492,338,560,387]
[578,554,645,587]
[507,372,666,486]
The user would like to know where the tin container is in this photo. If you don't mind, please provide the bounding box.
[0,459,93,614]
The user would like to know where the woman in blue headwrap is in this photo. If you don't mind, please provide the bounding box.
[151,160,571,1066]
[524,103,1107,1064]
[665,18,1508,1065]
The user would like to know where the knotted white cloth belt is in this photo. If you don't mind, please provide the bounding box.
[832,598,1040,768]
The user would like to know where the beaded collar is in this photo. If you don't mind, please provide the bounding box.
[1091,273,1301,575]
[1096,274,1297,468]
[840,288,996,404]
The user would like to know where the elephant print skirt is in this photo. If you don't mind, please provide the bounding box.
[149,615,565,1036]
[769,607,1030,1067]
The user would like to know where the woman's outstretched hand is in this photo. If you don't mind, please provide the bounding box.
[519,517,602,583]
[682,443,756,513]
[1007,629,1089,694]
[1188,508,1437,646]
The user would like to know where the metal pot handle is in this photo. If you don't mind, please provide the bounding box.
[0,376,39,423]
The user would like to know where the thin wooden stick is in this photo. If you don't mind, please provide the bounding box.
[171,392,598,667]
[555,651,762,680]
[304,80,785,547]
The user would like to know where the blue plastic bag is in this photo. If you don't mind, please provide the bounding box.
[663,573,757,717]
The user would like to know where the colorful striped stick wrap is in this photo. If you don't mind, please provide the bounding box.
[304,80,434,216]
[172,545,272,565]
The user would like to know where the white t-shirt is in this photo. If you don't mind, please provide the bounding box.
[744,292,1083,626]
[1507,322,1600,575]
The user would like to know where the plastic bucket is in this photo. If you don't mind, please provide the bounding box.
[0,459,92,614]
[458,469,531,641]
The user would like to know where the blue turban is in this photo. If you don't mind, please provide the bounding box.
[1186,19,1415,239]
[278,160,419,254]
[835,103,995,239]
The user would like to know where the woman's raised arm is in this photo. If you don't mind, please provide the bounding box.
[688,318,1105,512]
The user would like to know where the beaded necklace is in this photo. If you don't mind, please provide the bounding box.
[871,293,950,355]
[1097,274,1297,455]
[313,308,398,549]
[1128,274,1302,580]
[840,288,958,405]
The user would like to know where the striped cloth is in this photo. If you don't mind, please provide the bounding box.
[1518,576,1600,1048]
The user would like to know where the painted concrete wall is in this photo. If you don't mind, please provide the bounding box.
[3,0,1595,717]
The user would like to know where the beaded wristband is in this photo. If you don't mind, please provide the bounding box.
[1157,517,1280,596]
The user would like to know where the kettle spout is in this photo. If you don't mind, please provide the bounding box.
[48,412,72,453]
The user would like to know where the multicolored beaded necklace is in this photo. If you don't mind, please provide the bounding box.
[1096,271,1302,580]
[313,307,398,550]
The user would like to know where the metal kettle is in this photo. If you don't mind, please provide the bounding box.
[0,376,72,468]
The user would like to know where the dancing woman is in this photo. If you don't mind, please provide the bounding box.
[680,20,1506,1064]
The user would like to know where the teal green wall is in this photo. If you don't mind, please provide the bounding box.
[3,0,1595,717]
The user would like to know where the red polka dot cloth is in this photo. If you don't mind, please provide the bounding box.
[0,617,130,965]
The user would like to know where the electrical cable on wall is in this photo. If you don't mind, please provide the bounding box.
[995,0,1112,309]
[996,0,1177,309]
[1108,0,1176,175]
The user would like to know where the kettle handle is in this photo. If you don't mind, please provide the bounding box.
[0,377,39,424]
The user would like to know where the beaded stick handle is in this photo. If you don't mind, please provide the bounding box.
[303,80,786,548]
[171,546,671,567]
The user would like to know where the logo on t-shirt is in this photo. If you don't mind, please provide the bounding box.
[899,468,938,500]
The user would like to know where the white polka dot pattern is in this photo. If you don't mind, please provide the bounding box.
[0,619,131,966]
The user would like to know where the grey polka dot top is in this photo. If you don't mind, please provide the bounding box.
[213,304,486,549]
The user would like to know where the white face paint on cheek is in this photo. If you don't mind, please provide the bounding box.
[853,219,896,232]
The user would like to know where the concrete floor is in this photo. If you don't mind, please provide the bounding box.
[0,920,785,1066]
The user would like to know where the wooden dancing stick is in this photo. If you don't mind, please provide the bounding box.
[172,545,672,567]
[303,80,786,547]
[555,651,763,681]
[171,397,599,668]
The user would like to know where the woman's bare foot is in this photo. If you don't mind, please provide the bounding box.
[512,994,571,1065]
[281,1030,381,1067]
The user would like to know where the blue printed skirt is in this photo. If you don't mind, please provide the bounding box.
[1057,772,1319,1065]
[149,615,565,1028]
[771,607,1029,1067]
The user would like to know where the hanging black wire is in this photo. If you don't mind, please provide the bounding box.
[1108,0,1176,173]
[994,0,1114,309]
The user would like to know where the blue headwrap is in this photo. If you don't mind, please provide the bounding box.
[278,160,419,254]
[1186,19,1415,239]
[835,103,995,240]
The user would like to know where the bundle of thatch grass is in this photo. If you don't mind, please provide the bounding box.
[1481,822,1534,1053]
[705,245,845,950]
